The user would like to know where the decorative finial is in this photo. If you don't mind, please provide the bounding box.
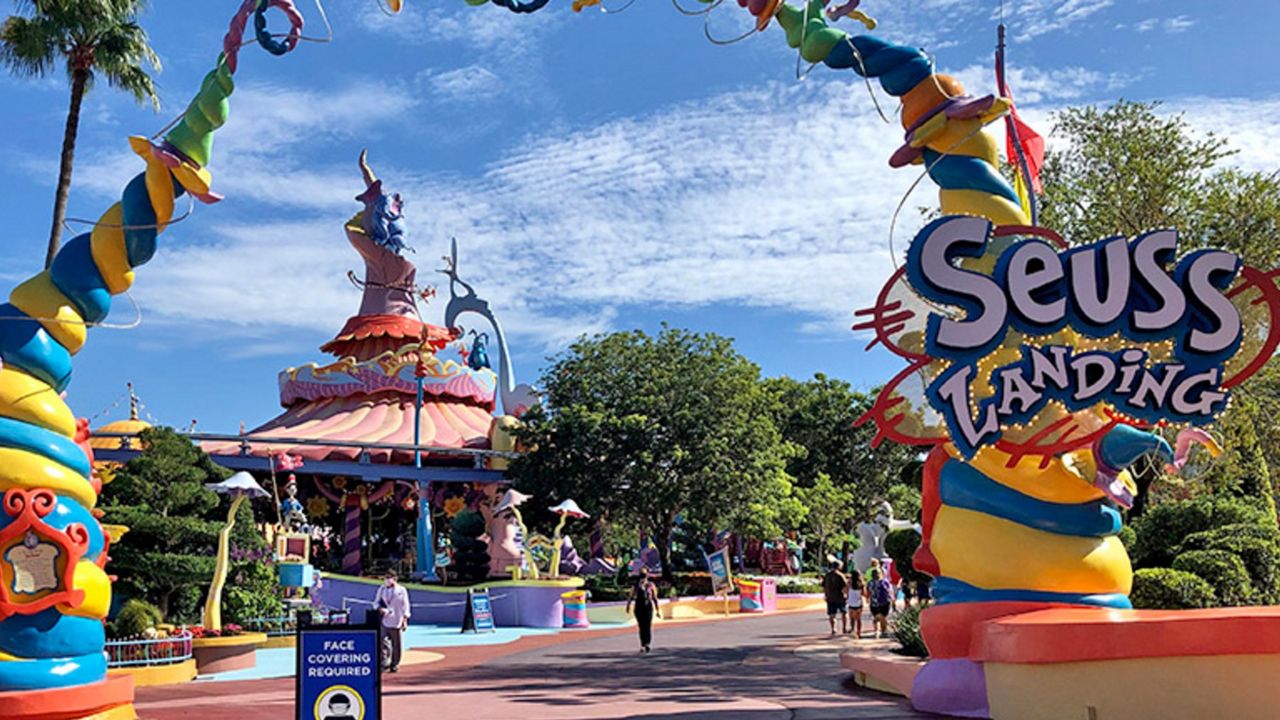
[358,149,378,188]
[127,382,139,421]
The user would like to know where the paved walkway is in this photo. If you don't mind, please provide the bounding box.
[137,611,934,719]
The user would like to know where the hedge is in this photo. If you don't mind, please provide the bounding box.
[1130,497,1273,568]
[1129,568,1215,610]
[1171,550,1254,606]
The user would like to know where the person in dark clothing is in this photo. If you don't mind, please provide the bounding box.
[626,568,661,653]
[821,560,849,635]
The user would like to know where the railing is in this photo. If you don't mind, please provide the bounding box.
[242,615,296,637]
[105,631,193,668]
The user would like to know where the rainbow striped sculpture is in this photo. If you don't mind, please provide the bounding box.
[0,2,302,716]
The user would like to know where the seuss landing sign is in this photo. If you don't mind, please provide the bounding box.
[855,215,1280,461]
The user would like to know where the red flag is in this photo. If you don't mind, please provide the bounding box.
[1006,108,1045,195]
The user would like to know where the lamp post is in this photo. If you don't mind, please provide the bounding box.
[547,500,589,577]
[203,471,269,631]
[413,327,438,582]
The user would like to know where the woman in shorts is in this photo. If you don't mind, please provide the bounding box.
[846,570,865,637]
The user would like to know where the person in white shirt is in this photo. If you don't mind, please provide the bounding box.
[374,570,410,672]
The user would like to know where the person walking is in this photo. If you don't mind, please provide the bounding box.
[846,570,866,638]
[868,568,892,639]
[821,560,848,636]
[375,570,410,672]
[626,568,660,653]
[917,575,934,607]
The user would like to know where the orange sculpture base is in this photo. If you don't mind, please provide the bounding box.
[0,675,136,720]
[974,606,1280,720]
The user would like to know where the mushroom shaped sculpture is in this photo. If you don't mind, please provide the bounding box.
[203,472,269,630]
[494,489,531,516]
[548,499,590,577]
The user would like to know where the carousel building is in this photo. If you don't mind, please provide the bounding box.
[95,153,527,581]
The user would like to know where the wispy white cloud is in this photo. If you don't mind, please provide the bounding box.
[1133,15,1196,34]
[44,51,1280,360]
[1011,0,1115,41]
[951,63,1138,106]
[420,65,505,103]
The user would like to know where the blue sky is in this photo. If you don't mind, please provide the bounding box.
[0,0,1277,431]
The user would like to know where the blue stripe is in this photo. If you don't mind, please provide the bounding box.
[0,495,104,561]
[0,649,106,690]
[932,577,1133,609]
[0,610,105,659]
[0,416,91,478]
[49,233,112,324]
[879,54,931,96]
[0,304,73,392]
[923,150,1023,206]
[939,459,1122,537]
[122,172,158,267]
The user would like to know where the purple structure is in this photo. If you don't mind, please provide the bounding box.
[315,574,579,628]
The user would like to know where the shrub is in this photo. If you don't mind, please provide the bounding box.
[1130,568,1215,610]
[449,510,491,583]
[223,558,284,624]
[1131,497,1272,568]
[1181,530,1280,604]
[112,599,164,638]
[1172,550,1253,606]
[891,604,928,658]
[1117,525,1137,552]
[776,579,823,594]
[884,529,924,583]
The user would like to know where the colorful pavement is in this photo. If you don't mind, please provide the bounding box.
[136,610,933,719]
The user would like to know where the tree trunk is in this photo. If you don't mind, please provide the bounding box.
[1130,461,1161,518]
[47,67,89,269]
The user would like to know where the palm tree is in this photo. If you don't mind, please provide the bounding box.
[1,1,160,268]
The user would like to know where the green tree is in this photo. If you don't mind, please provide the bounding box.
[1,0,161,267]
[511,326,799,580]
[101,427,275,623]
[884,484,922,523]
[795,473,855,565]
[763,373,915,512]
[1037,100,1280,513]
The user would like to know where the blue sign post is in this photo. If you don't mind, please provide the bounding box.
[297,616,382,720]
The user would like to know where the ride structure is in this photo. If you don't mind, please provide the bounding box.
[195,153,521,580]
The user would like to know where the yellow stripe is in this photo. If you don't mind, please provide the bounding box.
[9,272,87,354]
[0,366,75,437]
[91,203,135,295]
[924,119,1001,167]
[940,189,1030,227]
[59,560,111,619]
[0,448,96,507]
[145,158,175,233]
[932,505,1132,595]
[965,446,1108,504]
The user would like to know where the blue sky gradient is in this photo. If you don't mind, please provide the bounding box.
[0,0,1276,431]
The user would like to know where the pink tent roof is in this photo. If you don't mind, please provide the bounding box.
[203,395,493,463]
